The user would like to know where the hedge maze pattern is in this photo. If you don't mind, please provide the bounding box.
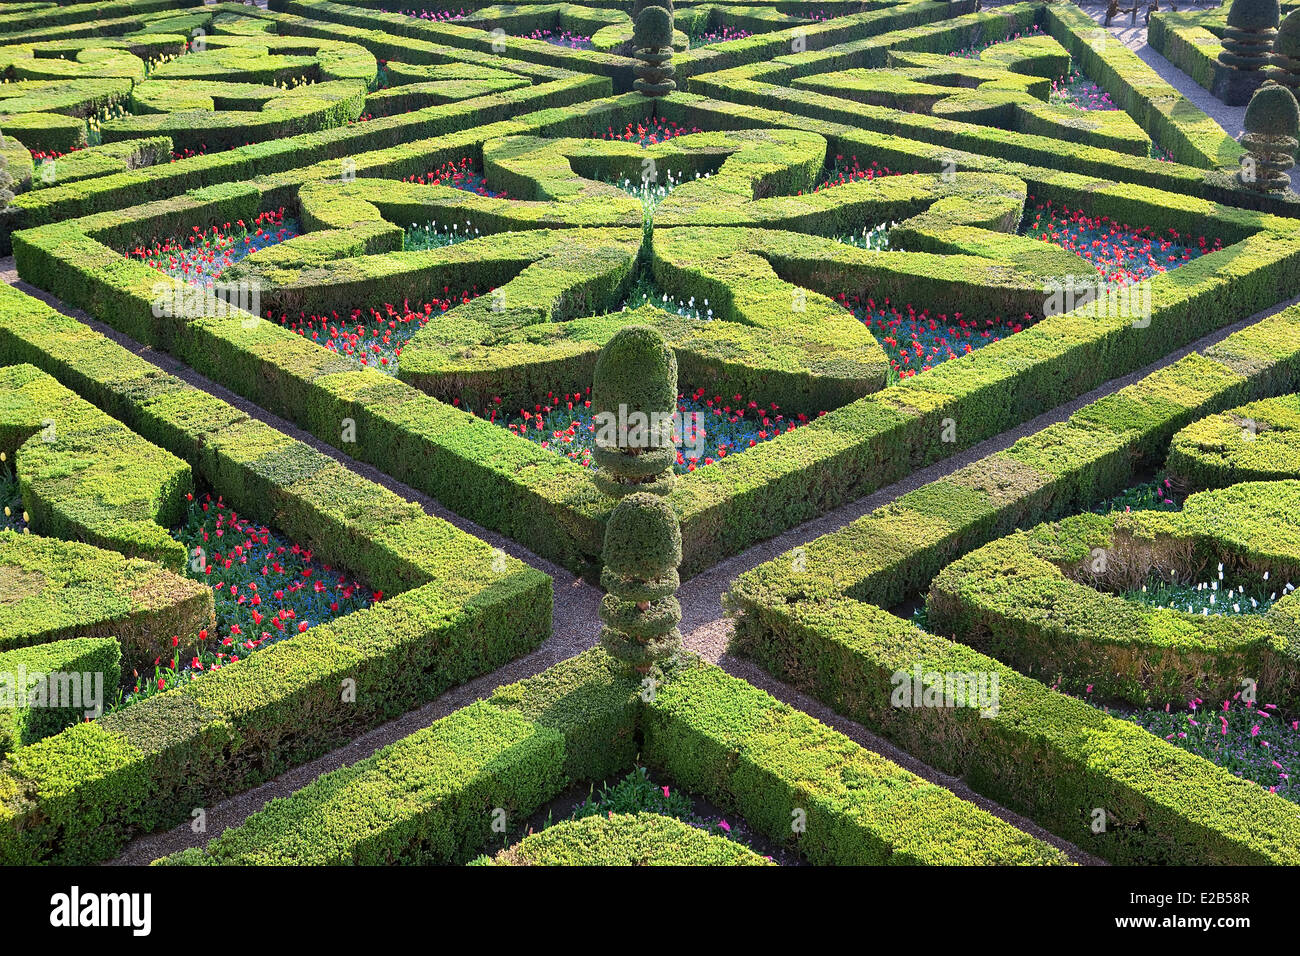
[2,0,1300,867]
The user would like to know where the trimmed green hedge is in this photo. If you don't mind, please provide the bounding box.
[157,647,1068,865]
[1148,8,1226,96]
[105,77,368,154]
[0,530,212,668]
[159,648,638,864]
[1043,1,1240,168]
[160,703,568,865]
[15,96,1299,579]
[729,594,1300,864]
[926,483,1300,708]
[643,660,1069,864]
[0,283,552,865]
[726,304,1300,863]
[0,0,191,37]
[0,637,121,759]
[34,137,172,188]
[0,362,192,568]
[680,2,1243,172]
[9,72,609,230]
[474,812,775,865]
[1167,394,1300,490]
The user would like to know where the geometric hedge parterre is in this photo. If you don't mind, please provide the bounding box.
[2,0,1300,873]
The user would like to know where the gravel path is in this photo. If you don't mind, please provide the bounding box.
[3,33,1294,863]
[1069,0,1300,185]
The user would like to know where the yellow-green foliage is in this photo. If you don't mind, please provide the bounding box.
[0,530,212,667]
[477,813,774,866]
[1168,394,1300,489]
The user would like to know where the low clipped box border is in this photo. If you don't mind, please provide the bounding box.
[476,812,774,866]
[159,649,1069,866]
[0,530,213,669]
[926,485,1300,708]
[724,304,1300,863]
[1167,394,1300,490]
[11,86,1300,578]
[0,283,551,865]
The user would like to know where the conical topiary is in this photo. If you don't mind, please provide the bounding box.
[598,491,682,674]
[1239,81,1299,191]
[1267,8,1300,89]
[1219,0,1280,71]
[633,4,676,97]
[590,324,678,499]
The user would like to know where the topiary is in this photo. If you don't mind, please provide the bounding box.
[634,4,674,49]
[1239,81,1299,191]
[590,324,678,499]
[598,492,682,674]
[632,4,676,97]
[1220,0,1280,71]
[0,158,17,234]
[1269,10,1300,89]
[632,0,672,18]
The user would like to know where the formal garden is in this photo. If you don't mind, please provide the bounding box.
[0,0,1298,872]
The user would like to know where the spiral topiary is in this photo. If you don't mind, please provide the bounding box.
[598,491,682,674]
[590,324,678,499]
[633,4,676,97]
[1219,0,1280,71]
[1239,81,1299,191]
[592,325,683,674]
[1268,8,1300,90]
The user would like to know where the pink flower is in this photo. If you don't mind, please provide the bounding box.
[718,819,731,833]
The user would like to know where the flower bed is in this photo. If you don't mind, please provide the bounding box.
[522,28,594,50]
[595,117,701,147]
[115,493,375,709]
[273,290,483,373]
[401,157,503,195]
[474,386,820,473]
[1021,200,1215,284]
[1109,693,1300,802]
[1051,70,1118,111]
[127,209,298,289]
[690,26,753,47]
[841,297,1023,380]
[0,455,26,534]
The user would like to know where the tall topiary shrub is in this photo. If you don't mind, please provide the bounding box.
[1220,0,1281,70]
[1240,81,1299,191]
[0,158,15,232]
[592,325,683,674]
[590,324,678,499]
[599,492,682,674]
[633,4,676,97]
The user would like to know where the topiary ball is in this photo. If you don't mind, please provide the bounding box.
[1278,8,1300,55]
[1245,81,1300,136]
[1227,0,1281,30]
[591,324,678,434]
[602,492,682,580]
[634,4,675,50]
